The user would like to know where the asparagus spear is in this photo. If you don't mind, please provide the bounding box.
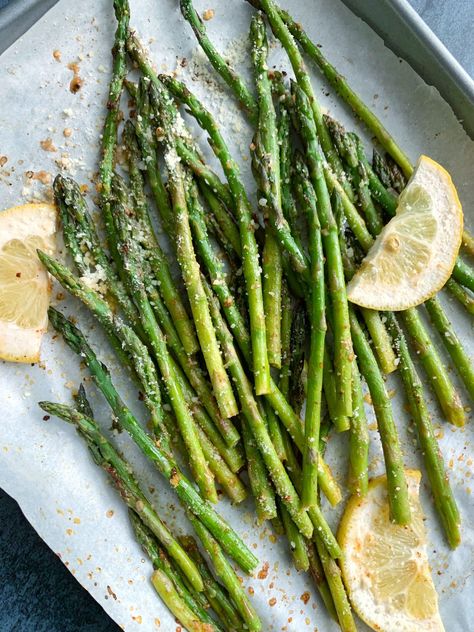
[47,308,257,573]
[198,182,242,258]
[279,501,310,572]
[180,0,258,123]
[130,513,222,630]
[242,416,278,523]
[151,569,206,631]
[446,279,474,316]
[265,399,287,463]
[307,543,338,622]
[424,297,474,402]
[179,536,244,630]
[461,231,474,258]
[348,359,369,497]
[98,0,130,269]
[274,4,412,177]
[122,120,199,356]
[292,152,326,508]
[39,401,204,593]
[314,536,357,632]
[292,86,354,417]
[39,252,172,447]
[386,314,461,548]
[188,515,262,631]
[250,13,283,368]
[133,79,174,233]
[452,257,474,293]
[326,121,384,236]
[204,285,343,555]
[288,300,307,417]
[349,307,411,525]
[276,90,301,241]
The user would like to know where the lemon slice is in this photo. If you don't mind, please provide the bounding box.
[347,156,462,310]
[339,470,444,632]
[0,203,57,363]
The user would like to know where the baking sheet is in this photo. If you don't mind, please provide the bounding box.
[0,0,473,630]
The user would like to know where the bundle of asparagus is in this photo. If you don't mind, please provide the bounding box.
[38,0,474,629]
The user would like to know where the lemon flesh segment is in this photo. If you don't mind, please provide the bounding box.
[339,470,445,632]
[0,203,57,363]
[347,155,463,311]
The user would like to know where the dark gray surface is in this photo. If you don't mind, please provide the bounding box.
[0,0,473,631]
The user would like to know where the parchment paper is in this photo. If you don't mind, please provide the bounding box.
[0,1,473,630]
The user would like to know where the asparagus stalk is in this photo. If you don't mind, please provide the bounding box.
[424,297,474,402]
[262,233,283,367]
[250,16,283,367]
[39,401,204,592]
[265,399,287,463]
[314,536,357,632]
[452,257,474,293]
[348,359,369,497]
[180,0,258,122]
[146,272,240,448]
[39,252,171,446]
[198,182,242,258]
[158,74,271,396]
[242,416,278,523]
[133,79,174,233]
[279,281,293,400]
[386,314,461,548]
[127,37,271,396]
[349,307,411,525]
[290,100,353,417]
[276,91,301,240]
[288,300,307,417]
[175,140,235,212]
[98,0,130,269]
[46,309,258,573]
[306,543,338,622]
[326,122,384,236]
[151,569,206,631]
[292,153,326,508]
[122,120,199,356]
[446,279,474,315]
[188,515,262,631]
[179,536,244,630]
[279,501,310,572]
[130,513,222,630]
[461,231,474,258]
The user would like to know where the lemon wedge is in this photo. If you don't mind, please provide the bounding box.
[347,156,462,310]
[0,203,57,363]
[338,470,444,632]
